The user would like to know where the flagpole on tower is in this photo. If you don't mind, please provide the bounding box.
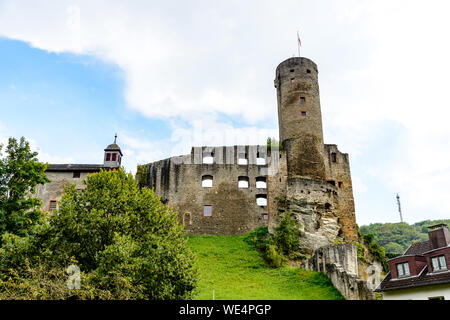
[297,31,301,58]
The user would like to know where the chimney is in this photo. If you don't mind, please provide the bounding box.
[427,224,450,249]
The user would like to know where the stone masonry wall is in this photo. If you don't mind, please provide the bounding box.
[303,245,375,300]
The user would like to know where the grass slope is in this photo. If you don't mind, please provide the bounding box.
[187,233,343,300]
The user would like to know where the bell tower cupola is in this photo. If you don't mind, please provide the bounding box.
[103,134,123,168]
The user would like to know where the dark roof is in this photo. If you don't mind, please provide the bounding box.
[105,143,121,150]
[375,266,450,292]
[46,164,108,172]
[404,241,432,255]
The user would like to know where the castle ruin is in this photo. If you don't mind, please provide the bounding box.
[140,57,359,253]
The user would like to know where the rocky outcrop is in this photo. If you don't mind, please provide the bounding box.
[303,244,375,300]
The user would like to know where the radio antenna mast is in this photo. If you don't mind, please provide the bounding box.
[396,193,403,223]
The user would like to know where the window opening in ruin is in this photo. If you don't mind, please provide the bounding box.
[263,214,269,220]
[256,177,267,189]
[256,194,267,207]
[203,156,214,164]
[301,111,307,117]
[307,69,311,73]
[238,155,248,165]
[73,172,80,178]
[202,175,213,188]
[203,205,212,217]
[300,97,306,103]
[431,256,447,271]
[238,176,249,189]
[327,180,336,187]
[338,181,343,188]
[396,262,410,277]
[106,153,111,161]
[290,78,295,84]
[49,200,57,212]
[331,152,337,162]
[290,69,295,73]
[256,153,266,165]
[325,203,332,210]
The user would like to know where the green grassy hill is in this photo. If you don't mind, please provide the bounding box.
[187,233,343,300]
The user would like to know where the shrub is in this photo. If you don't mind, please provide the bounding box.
[272,210,301,255]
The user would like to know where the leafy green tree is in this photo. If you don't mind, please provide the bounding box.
[272,210,301,255]
[0,137,49,241]
[0,168,198,299]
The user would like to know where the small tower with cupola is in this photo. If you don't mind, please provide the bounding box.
[103,134,123,168]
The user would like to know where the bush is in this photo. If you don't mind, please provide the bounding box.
[264,244,284,268]
[0,168,198,299]
[272,211,301,256]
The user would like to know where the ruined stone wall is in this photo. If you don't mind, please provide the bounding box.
[303,245,376,300]
[323,144,358,242]
[144,146,270,235]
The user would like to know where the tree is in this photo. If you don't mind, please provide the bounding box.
[0,168,198,299]
[0,137,49,241]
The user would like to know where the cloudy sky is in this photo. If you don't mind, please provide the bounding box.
[0,0,449,226]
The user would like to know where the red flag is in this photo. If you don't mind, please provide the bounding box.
[297,32,301,47]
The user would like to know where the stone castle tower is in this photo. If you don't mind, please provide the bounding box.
[275,57,325,180]
[140,56,359,253]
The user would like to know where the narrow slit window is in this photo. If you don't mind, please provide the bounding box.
[300,97,306,103]
[301,111,307,117]
[202,175,213,188]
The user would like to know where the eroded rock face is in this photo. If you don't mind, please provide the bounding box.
[283,177,341,254]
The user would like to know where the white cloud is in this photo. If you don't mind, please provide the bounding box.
[1,0,450,223]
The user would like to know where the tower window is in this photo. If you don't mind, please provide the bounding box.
[327,180,336,187]
[262,213,269,220]
[300,97,306,103]
[290,69,295,72]
[106,153,111,161]
[112,153,117,161]
[73,172,80,178]
[290,78,296,84]
[203,205,212,217]
[301,111,307,117]
[306,69,311,74]
[202,175,213,188]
